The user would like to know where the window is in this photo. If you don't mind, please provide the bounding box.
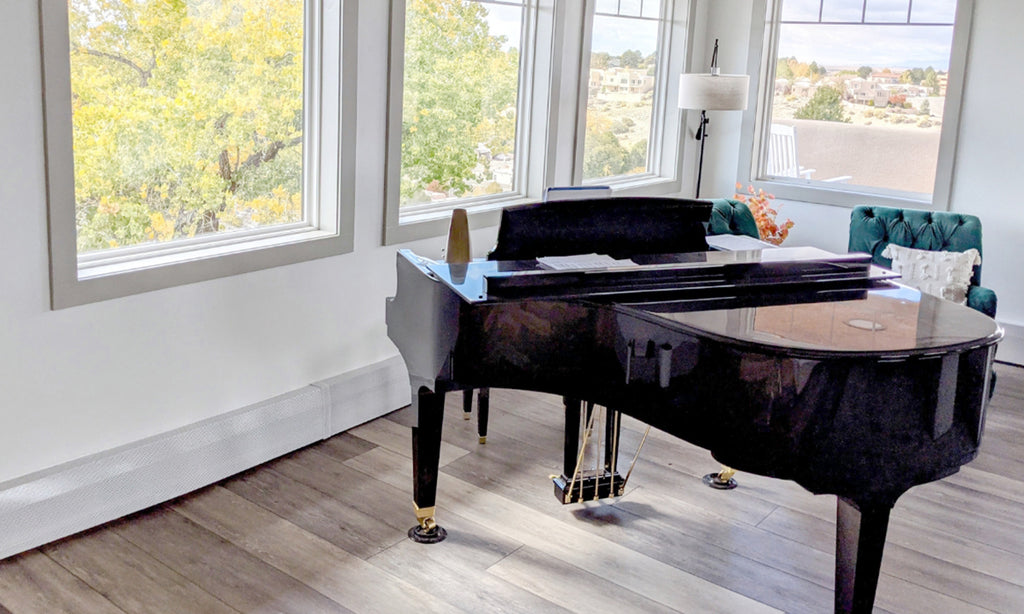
[740,0,972,209]
[40,0,356,308]
[582,0,666,182]
[395,0,527,211]
[384,0,691,243]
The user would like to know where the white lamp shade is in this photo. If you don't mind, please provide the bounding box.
[678,73,750,111]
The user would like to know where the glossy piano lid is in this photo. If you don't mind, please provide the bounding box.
[634,285,1002,356]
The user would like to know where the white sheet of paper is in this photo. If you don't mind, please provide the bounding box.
[536,253,635,270]
[706,234,776,251]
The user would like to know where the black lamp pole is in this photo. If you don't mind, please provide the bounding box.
[695,109,709,198]
[693,39,720,199]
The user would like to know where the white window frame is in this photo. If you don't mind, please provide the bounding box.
[39,0,357,309]
[737,0,973,210]
[383,0,692,245]
[575,0,689,191]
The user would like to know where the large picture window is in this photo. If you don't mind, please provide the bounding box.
[582,0,664,181]
[742,0,971,208]
[40,0,356,308]
[384,0,691,243]
[397,0,526,209]
[68,0,307,252]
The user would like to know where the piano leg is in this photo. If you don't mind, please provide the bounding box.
[562,397,582,478]
[410,387,447,544]
[835,497,892,614]
[477,388,490,444]
[461,388,491,444]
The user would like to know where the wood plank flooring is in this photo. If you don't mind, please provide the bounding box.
[1,363,1023,613]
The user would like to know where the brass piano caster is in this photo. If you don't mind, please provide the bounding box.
[703,466,738,490]
[409,503,447,544]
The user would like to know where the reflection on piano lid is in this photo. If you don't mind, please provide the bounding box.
[640,284,1002,356]
[753,289,921,351]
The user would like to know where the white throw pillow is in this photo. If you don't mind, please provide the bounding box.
[881,244,980,305]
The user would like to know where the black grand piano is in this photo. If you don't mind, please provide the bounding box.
[385,198,1001,614]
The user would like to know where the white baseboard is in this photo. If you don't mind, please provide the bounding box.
[316,354,411,436]
[996,320,1024,366]
[0,356,410,560]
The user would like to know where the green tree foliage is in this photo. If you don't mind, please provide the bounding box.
[923,67,940,94]
[776,57,821,81]
[620,49,643,68]
[794,86,850,123]
[582,115,646,179]
[400,0,520,204]
[857,65,873,79]
[776,58,794,80]
[69,0,305,252]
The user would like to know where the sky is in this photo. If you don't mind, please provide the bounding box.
[481,0,956,71]
[779,0,956,70]
[482,1,662,57]
[779,24,954,71]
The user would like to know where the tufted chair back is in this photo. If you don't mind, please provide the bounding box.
[849,205,984,285]
[849,205,996,319]
[707,198,760,239]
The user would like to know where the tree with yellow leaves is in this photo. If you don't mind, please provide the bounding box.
[69,0,304,252]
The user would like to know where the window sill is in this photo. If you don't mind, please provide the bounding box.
[752,179,939,211]
[386,195,534,245]
[53,228,353,309]
[595,175,681,196]
[78,227,335,279]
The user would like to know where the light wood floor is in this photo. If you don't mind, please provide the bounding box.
[1,363,1023,614]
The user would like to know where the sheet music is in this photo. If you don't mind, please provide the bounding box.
[706,234,776,251]
[536,253,635,270]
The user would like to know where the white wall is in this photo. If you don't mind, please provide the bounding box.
[698,0,1024,362]
[0,1,506,485]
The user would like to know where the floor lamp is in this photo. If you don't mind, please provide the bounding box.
[678,40,749,198]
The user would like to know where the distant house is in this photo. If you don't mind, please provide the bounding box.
[870,70,900,84]
[845,77,889,106]
[590,67,655,94]
[792,77,813,97]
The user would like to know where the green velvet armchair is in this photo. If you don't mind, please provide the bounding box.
[848,205,997,318]
[707,198,760,239]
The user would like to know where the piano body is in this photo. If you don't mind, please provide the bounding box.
[385,199,1002,614]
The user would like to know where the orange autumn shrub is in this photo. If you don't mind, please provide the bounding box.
[734,182,794,245]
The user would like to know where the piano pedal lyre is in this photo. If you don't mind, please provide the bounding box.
[703,466,739,490]
[553,401,645,504]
